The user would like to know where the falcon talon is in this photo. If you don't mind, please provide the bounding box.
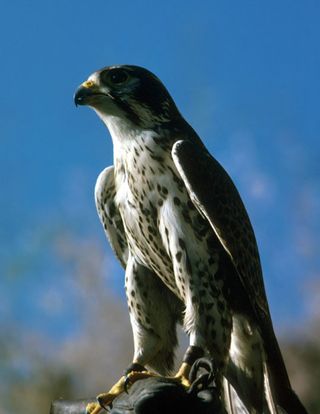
[123,376,131,394]
[75,65,309,414]
[97,396,108,411]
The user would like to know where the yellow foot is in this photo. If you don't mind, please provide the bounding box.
[126,363,191,389]
[86,375,127,413]
[86,401,104,414]
[127,363,191,390]
[125,370,157,388]
[85,370,156,413]
[173,362,191,388]
[85,363,192,413]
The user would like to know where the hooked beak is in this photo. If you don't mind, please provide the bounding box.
[74,80,102,106]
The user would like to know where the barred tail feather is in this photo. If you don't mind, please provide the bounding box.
[263,321,308,414]
[223,314,276,414]
[223,314,308,414]
[224,359,280,414]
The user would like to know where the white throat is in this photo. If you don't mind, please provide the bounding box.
[93,108,158,162]
[93,109,136,143]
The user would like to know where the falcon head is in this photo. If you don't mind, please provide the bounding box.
[74,65,181,129]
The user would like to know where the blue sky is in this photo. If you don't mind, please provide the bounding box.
[1,1,319,339]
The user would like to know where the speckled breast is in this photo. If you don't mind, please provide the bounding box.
[114,144,221,300]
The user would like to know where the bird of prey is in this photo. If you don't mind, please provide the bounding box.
[74,65,307,414]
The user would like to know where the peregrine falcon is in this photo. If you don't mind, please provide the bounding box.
[74,65,307,414]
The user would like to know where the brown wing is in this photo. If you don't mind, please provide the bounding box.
[172,139,270,320]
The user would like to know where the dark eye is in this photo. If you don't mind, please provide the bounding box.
[102,69,129,85]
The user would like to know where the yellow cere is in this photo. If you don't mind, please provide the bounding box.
[82,80,95,88]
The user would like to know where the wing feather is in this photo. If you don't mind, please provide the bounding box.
[95,166,128,268]
[172,139,270,320]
